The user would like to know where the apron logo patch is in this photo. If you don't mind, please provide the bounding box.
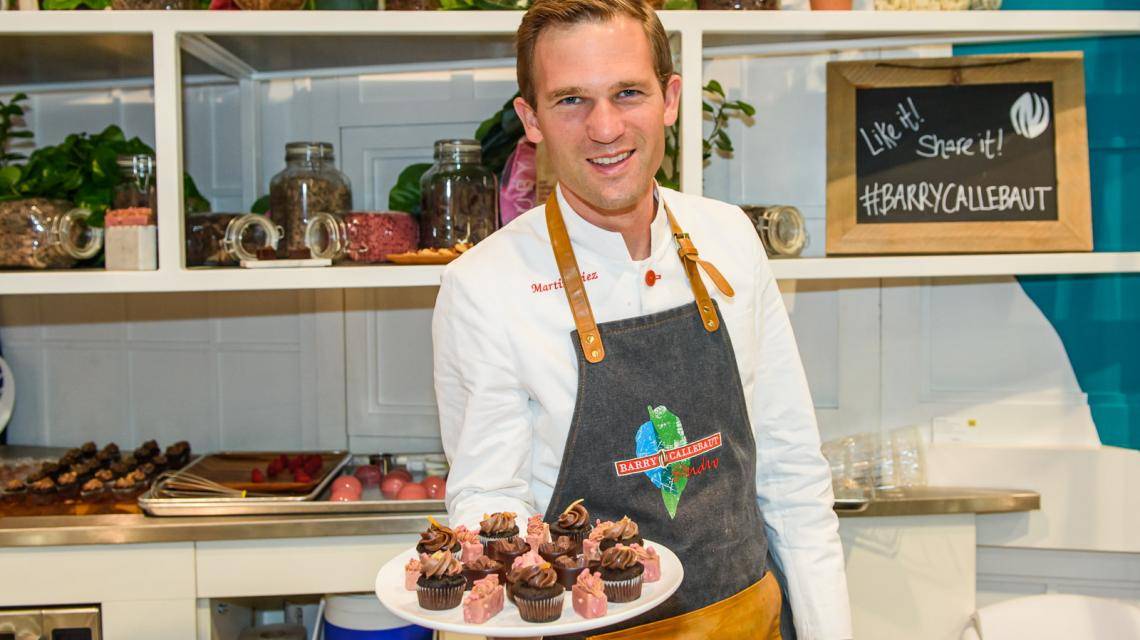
[612,405,723,519]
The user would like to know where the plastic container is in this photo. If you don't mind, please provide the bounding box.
[322,594,431,640]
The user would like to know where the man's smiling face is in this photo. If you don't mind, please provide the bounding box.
[515,16,681,217]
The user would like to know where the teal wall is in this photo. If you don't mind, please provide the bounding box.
[957,0,1140,449]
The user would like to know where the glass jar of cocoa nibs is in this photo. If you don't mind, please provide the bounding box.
[419,139,499,250]
[306,211,419,263]
[0,199,104,269]
[186,212,282,267]
[268,142,352,258]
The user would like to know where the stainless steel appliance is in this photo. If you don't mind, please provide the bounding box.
[0,606,100,640]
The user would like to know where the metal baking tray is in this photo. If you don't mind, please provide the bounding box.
[140,455,446,517]
[140,450,353,517]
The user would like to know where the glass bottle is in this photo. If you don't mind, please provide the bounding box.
[419,139,499,250]
[185,212,282,267]
[0,198,103,269]
[113,154,157,212]
[741,205,808,258]
[268,142,352,257]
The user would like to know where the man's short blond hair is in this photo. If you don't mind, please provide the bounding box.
[515,0,674,108]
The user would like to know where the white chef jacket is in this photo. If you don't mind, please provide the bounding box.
[432,184,853,640]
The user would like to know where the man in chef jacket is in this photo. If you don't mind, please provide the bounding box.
[431,0,852,638]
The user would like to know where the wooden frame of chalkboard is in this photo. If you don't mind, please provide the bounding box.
[826,53,1092,255]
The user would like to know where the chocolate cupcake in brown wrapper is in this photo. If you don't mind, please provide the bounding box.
[549,499,592,551]
[511,563,564,623]
[599,545,644,603]
[416,519,462,555]
[478,511,519,545]
[598,515,642,552]
[416,551,464,610]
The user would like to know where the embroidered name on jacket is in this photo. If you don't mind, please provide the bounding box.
[530,271,598,294]
[612,405,722,519]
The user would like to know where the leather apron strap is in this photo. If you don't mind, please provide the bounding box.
[588,573,784,640]
[544,191,734,365]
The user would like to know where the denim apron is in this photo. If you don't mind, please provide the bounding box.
[540,193,783,640]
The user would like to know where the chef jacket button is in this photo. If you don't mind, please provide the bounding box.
[645,270,658,287]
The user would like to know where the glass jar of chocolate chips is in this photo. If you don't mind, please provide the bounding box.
[268,142,352,258]
[0,198,104,269]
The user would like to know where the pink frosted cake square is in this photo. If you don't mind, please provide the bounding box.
[455,524,484,563]
[526,514,551,550]
[572,570,608,619]
[630,543,661,583]
[404,557,421,591]
[582,537,602,564]
[462,574,505,624]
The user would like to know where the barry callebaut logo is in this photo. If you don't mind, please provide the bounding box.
[530,271,598,294]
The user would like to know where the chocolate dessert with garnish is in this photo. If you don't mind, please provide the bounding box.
[416,517,462,555]
[599,544,644,603]
[512,562,564,623]
[599,515,642,552]
[549,498,592,551]
[478,511,519,544]
[416,551,465,610]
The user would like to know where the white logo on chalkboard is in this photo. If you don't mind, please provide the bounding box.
[1010,92,1051,140]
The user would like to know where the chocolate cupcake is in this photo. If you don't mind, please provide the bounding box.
[137,462,157,481]
[96,447,121,469]
[512,563,564,623]
[550,499,592,551]
[416,520,462,555]
[165,441,191,469]
[55,471,80,501]
[149,455,169,475]
[71,461,98,484]
[1,479,27,508]
[416,551,465,610]
[478,511,519,545]
[599,516,642,552]
[109,459,136,477]
[132,446,155,465]
[599,545,644,603]
[59,448,83,467]
[80,478,109,504]
[539,535,577,564]
[112,474,142,502]
[553,554,588,591]
[461,555,502,591]
[39,461,62,480]
[94,468,115,484]
[80,441,98,459]
[486,536,530,568]
[28,477,57,507]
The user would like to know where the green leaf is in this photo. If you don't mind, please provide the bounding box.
[737,101,757,117]
[663,0,695,8]
[388,162,432,214]
[702,101,714,114]
[0,166,20,193]
[250,195,271,215]
[704,80,725,98]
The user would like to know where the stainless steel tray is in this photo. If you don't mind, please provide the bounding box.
[140,456,446,517]
[140,450,353,516]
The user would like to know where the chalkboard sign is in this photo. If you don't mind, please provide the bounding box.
[827,55,1091,255]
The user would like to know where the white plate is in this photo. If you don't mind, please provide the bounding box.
[374,539,683,638]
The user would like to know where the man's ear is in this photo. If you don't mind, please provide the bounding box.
[662,73,682,128]
[514,96,545,145]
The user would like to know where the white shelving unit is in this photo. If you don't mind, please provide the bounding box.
[2,10,1140,294]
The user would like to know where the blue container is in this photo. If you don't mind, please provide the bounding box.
[322,594,432,640]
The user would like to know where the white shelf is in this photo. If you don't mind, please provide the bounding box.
[0,252,1135,295]
[3,11,1139,294]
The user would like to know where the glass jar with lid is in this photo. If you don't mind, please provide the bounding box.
[113,154,157,212]
[268,142,352,258]
[741,205,808,258]
[0,198,103,269]
[185,212,282,267]
[419,139,499,250]
[306,211,419,263]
